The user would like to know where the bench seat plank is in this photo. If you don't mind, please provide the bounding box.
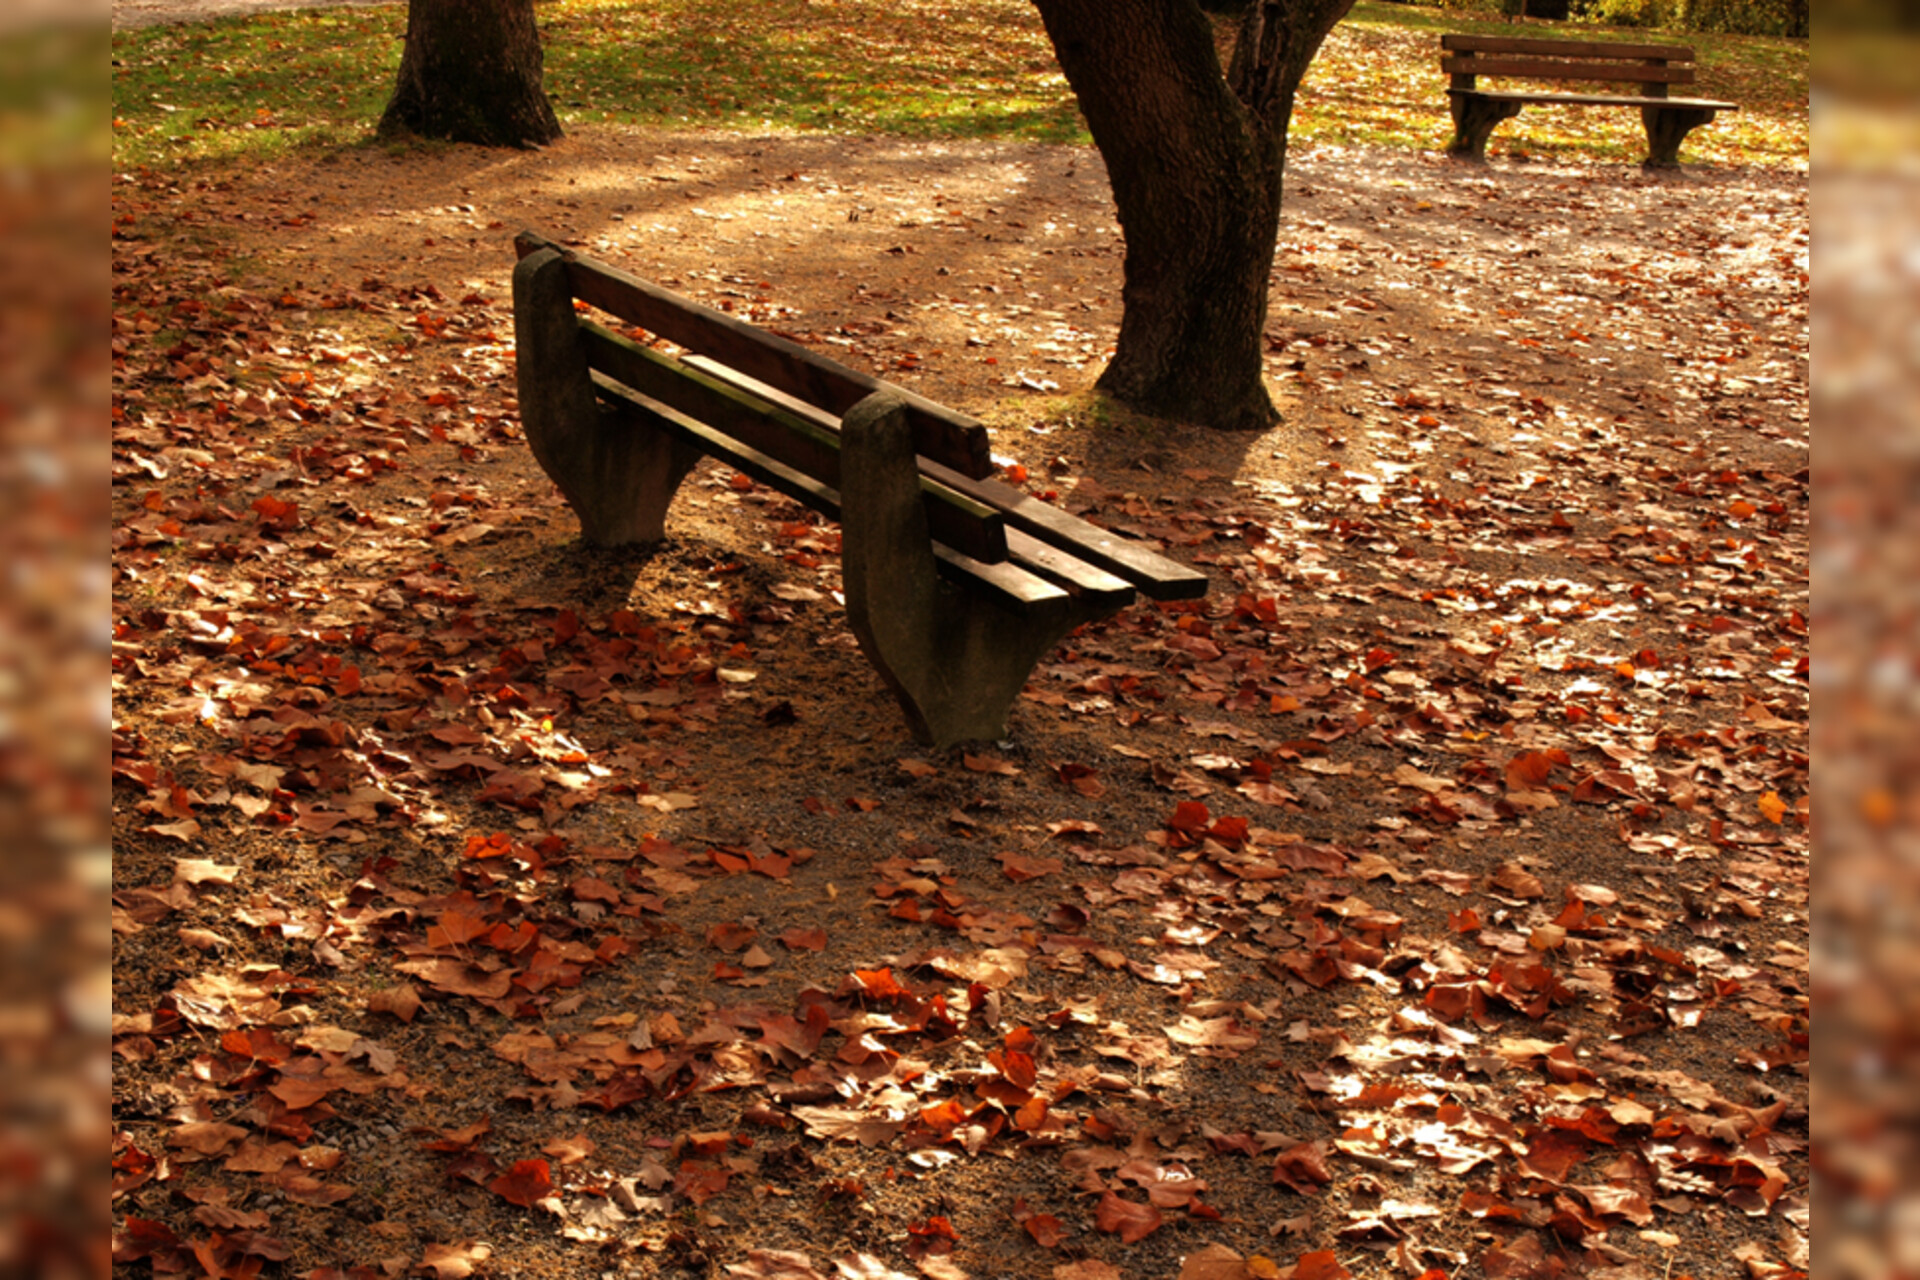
[1450,88,1736,110]
[516,230,993,480]
[1442,56,1693,84]
[1004,529,1136,608]
[680,354,1208,603]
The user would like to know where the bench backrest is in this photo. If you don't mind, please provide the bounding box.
[513,230,994,481]
[1440,33,1697,96]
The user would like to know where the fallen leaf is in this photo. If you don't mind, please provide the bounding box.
[1491,862,1546,899]
[1178,1244,1248,1279]
[1285,1252,1352,1280]
[417,1241,492,1279]
[488,1159,553,1208]
[1093,1192,1162,1243]
[172,857,238,886]
[728,1250,831,1279]
[542,1133,596,1165]
[1023,1213,1067,1248]
[833,1254,916,1280]
[1052,1263,1123,1280]
[369,985,422,1023]
[1272,1142,1333,1194]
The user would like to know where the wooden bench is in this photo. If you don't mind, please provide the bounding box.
[1440,34,1737,167]
[510,230,1207,747]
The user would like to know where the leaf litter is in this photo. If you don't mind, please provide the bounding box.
[114,119,1805,1280]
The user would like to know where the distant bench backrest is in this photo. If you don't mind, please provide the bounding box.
[1440,33,1697,99]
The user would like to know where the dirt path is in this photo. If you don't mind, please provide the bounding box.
[110,0,1811,1256]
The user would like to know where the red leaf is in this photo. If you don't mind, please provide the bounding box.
[1505,749,1568,792]
[487,1158,553,1207]
[1023,1213,1067,1248]
[1168,800,1211,834]
[1093,1192,1163,1243]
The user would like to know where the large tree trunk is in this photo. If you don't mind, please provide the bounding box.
[1031,0,1355,431]
[379,0,562,149]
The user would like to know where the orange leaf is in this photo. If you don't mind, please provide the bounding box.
[1013,1095,1050,1132]
[1290,1251,1353,1280]
[1504,749,1566,792]
[487,1159,552,1207]
[1757,791,1788,825]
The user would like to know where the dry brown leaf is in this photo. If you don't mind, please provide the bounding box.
[1178,1244,1249,1280]
[417,1241,492,1279]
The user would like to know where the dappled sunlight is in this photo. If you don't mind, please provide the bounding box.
[112,1,1804,1274]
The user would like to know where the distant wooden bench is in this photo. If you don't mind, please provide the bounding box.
[1440,33,1737,167]
[510,230,1207,747]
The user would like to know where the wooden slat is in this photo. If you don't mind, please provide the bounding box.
[1005,529,1135,609]
[1441,33,1692,60]
[682,354,1208,602]
[917,463,1209,602]
[1442,56,1693,83]
[582,324,1008,563]
[1450,89,1736,109]
[515,230,994,480]
[930,546,1071,611]
[594,380,1062,617]
[594,374,842,518]
[583,322,841,484]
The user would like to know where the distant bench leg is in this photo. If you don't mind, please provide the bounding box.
[839,391,1103,747]
[1448,94,1524,159]
[514,247,700,544]
[1642,105,1718,168]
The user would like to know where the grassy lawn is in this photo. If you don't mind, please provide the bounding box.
[109,0,1806,169]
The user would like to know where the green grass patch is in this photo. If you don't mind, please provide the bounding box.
[1298,1,1806,163]
[111,0,1804,172]
[5,23,113,169]
[112,7,403,168]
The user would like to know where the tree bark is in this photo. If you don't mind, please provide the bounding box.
[379,0,563,149]
[1030,0,1354,431]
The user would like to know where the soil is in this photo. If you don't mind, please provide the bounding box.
[111,16,1810,1280]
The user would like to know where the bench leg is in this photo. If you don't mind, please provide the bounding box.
[1448,95,1524,160]
[839,391,1097,747]
[1642,105,1718,168]
[514,247,700,544]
